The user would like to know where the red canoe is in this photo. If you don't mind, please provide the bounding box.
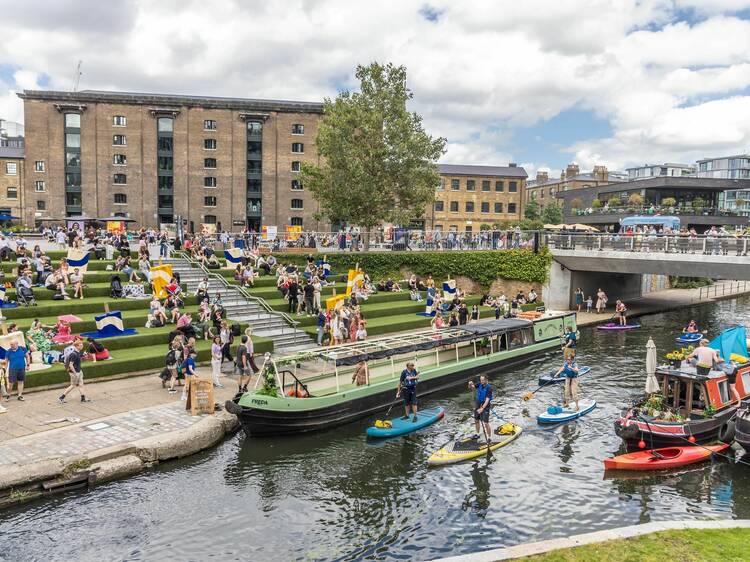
[603,444,730,471]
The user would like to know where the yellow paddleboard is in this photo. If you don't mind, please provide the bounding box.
[427,424,523,466]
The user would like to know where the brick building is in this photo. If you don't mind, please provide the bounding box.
[18,90,325,231]
[0,120,24,218]
[426,164,526,231]
[525,164,627,208]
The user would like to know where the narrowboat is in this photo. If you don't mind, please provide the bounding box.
[735,399,750,452]
[615,362,748,449]
[225,313,577,437]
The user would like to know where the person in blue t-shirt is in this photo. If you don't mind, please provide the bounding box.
[554,354,580,411]
[397,361,419,422]
[5,339,30,401]
[469,374,493,440]
[562,327,577,359]
[181,349,198,401]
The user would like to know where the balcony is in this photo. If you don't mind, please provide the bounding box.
[564,205,748,227]
[246,170,262,180]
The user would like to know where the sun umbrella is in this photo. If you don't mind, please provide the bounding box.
[57,314,83,323]
[645,337,660,394]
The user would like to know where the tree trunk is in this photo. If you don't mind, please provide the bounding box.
[363,227,370,251]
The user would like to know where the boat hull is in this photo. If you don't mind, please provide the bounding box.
[603,444,729,471]
[614,406,737,449]
[736,408,750,452]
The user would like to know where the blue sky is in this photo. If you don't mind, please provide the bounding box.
[1,0,750,177]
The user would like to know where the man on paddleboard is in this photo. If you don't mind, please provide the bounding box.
[397,362,419,422]
[469,375,493,441]
[554,354,580,411]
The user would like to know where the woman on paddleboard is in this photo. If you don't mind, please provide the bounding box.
[554,354,580,411]
[615,299,627,326]
[468,374,493,441]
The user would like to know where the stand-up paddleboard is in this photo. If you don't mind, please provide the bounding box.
[596,323,640,331]
[537,399,597,424]
[538,366,591,386]
[366,407,445,439]
[427,423,522,466]
[676,332,703,344]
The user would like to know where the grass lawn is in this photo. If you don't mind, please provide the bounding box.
[516,528,750,562]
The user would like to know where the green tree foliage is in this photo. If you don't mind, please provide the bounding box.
[541,202,563,224]
[661,197,676,207]
[524,199,540,221]
[628,193,644,205]
[300,63,446,246]
[591,198,602,209]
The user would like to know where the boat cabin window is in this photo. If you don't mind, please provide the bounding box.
[691,382,706,411]
[508,328,534,349]
[742,370,750,395]
[497,333,508,351]
[717,380,730,404]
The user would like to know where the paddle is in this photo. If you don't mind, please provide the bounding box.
[374,399,398,428]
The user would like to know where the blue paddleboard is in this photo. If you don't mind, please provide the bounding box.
[366,406,445,438]
[676,332,702,344]
[538,366,591,386]
[537,399,597,424]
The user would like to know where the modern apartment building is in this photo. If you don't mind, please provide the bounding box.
[626,162,695,181]
[525,163,626,207]
[696,153,750,215]
[18,90,325,230]
[0,120,25,219]
[427,164,526,231]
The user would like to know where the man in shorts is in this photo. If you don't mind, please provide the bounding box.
[397,361,419,422]
[59,339,89,404]
[5,339,30,402]
[469,374,493,440]
[235,334,259,393]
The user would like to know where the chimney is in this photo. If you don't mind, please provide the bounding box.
[536,171,548,183]
[593,165,608,182]
[565,163,580,179]
[560,169,566,180]
[508,162,517,167]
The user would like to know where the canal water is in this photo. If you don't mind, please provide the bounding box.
[3,299,750,562]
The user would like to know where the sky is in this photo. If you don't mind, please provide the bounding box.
[1,0,750,178]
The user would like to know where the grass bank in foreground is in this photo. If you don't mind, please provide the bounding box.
[517,528,749,561]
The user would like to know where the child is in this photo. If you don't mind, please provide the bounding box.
[585,295,593,313]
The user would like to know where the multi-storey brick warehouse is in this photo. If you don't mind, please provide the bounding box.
[18,90,325,231]
[0,145,24,219]
[427,164,527,231]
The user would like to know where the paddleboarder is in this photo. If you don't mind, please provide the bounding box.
[615,299,627,326]
[554,354,579,411]
[562,326,577,359]
[397,361,419,422]
[684,320,700,334]
[468,374,493,441]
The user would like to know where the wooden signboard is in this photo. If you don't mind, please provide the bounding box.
[188,377,215,416]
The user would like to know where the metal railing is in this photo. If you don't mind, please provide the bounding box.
[567,205,741,218]
[176,251,302,335]
[696,280,750,301]
[544,232,750,256]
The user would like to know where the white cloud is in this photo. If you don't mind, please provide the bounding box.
[0,0,749,172]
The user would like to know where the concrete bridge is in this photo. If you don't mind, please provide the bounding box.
[542,233,750,310]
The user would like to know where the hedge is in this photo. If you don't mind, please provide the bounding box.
[270,249,551,287]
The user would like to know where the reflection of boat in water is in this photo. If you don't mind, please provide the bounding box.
[226,314,576,437]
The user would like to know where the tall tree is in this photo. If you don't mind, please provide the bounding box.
[541,201,563,224]
[300,62,446,247]
[524,199,540,221]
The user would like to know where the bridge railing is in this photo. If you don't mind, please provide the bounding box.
[543,232,750,256]
[696,280,750,301]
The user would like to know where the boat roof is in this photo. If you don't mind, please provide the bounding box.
[283,318,534,367]
[656,364,734,381]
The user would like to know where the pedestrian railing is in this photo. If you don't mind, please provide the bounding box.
[696,280,750,301]
[544,232,750,256]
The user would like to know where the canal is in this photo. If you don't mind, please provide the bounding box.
[3,299,750,561]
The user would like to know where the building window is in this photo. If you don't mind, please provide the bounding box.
[158,156,173,171]
[291,161,301,172]
[292,142,304,153]
[437,179,445,191]
[204,139,217,150]
[114,193,127,204]
[204,158,217,168]
[292,124,305,135]
[37,200,46,210]
[451,179,460,190]
[450,201,459,212]
[113,134,126,146]
[435,201,444,212]
[204,196,217,207]
[481,202,490,213]
[291,180,303,190]
[509,181,518,192]
[290,217,303,226]
[158,176,173,190]
[495,202,503,213]
[65,113,81,128]
[466,180,475,191]
[291,198,304,210]
[113,154,127,166]
[482,180,490,192]
[204,119,217,130]
[465,201,475,212]
[247,179,261,192]
[35,180,46,192]
[204,177,217,188]
[495,181,504,192]
[35,161,45,172]
[247,160,262,173]
[5,162,17,175]
[204,214,217,224]
[113,173,127,184]
[508,203,517,213]
[157,136,173,152]
[113,115,127,126]
[157,118,173,133]
[6,187,17,200]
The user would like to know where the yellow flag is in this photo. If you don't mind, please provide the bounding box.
[150,264,173,299]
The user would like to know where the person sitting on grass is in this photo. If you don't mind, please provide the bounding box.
[44,270,70,299]
[409,288,423,302]
[385,278,402,292]
[149,295,169,326]
[85,337,110,361]
[163,294,181,323]
[70,267,84,300]
[233,264,244,284]
[177,312,197,340]
[241,263,255,287]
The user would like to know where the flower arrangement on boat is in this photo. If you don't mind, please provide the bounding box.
[665,345,694,367]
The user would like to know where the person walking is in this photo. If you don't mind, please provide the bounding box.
[181,349,198,402]
[468,374,493,441]
[396,361,419,422]
[316,309,327,346]
[165,340,181,394]
[595,288,607,314]
[219,322,233,370]
[210,336,224,388]
[458,303,469,325]
[5,339,30,401]
[59,340,88,404]
[470,304,479,324]
[574,288,584,312]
